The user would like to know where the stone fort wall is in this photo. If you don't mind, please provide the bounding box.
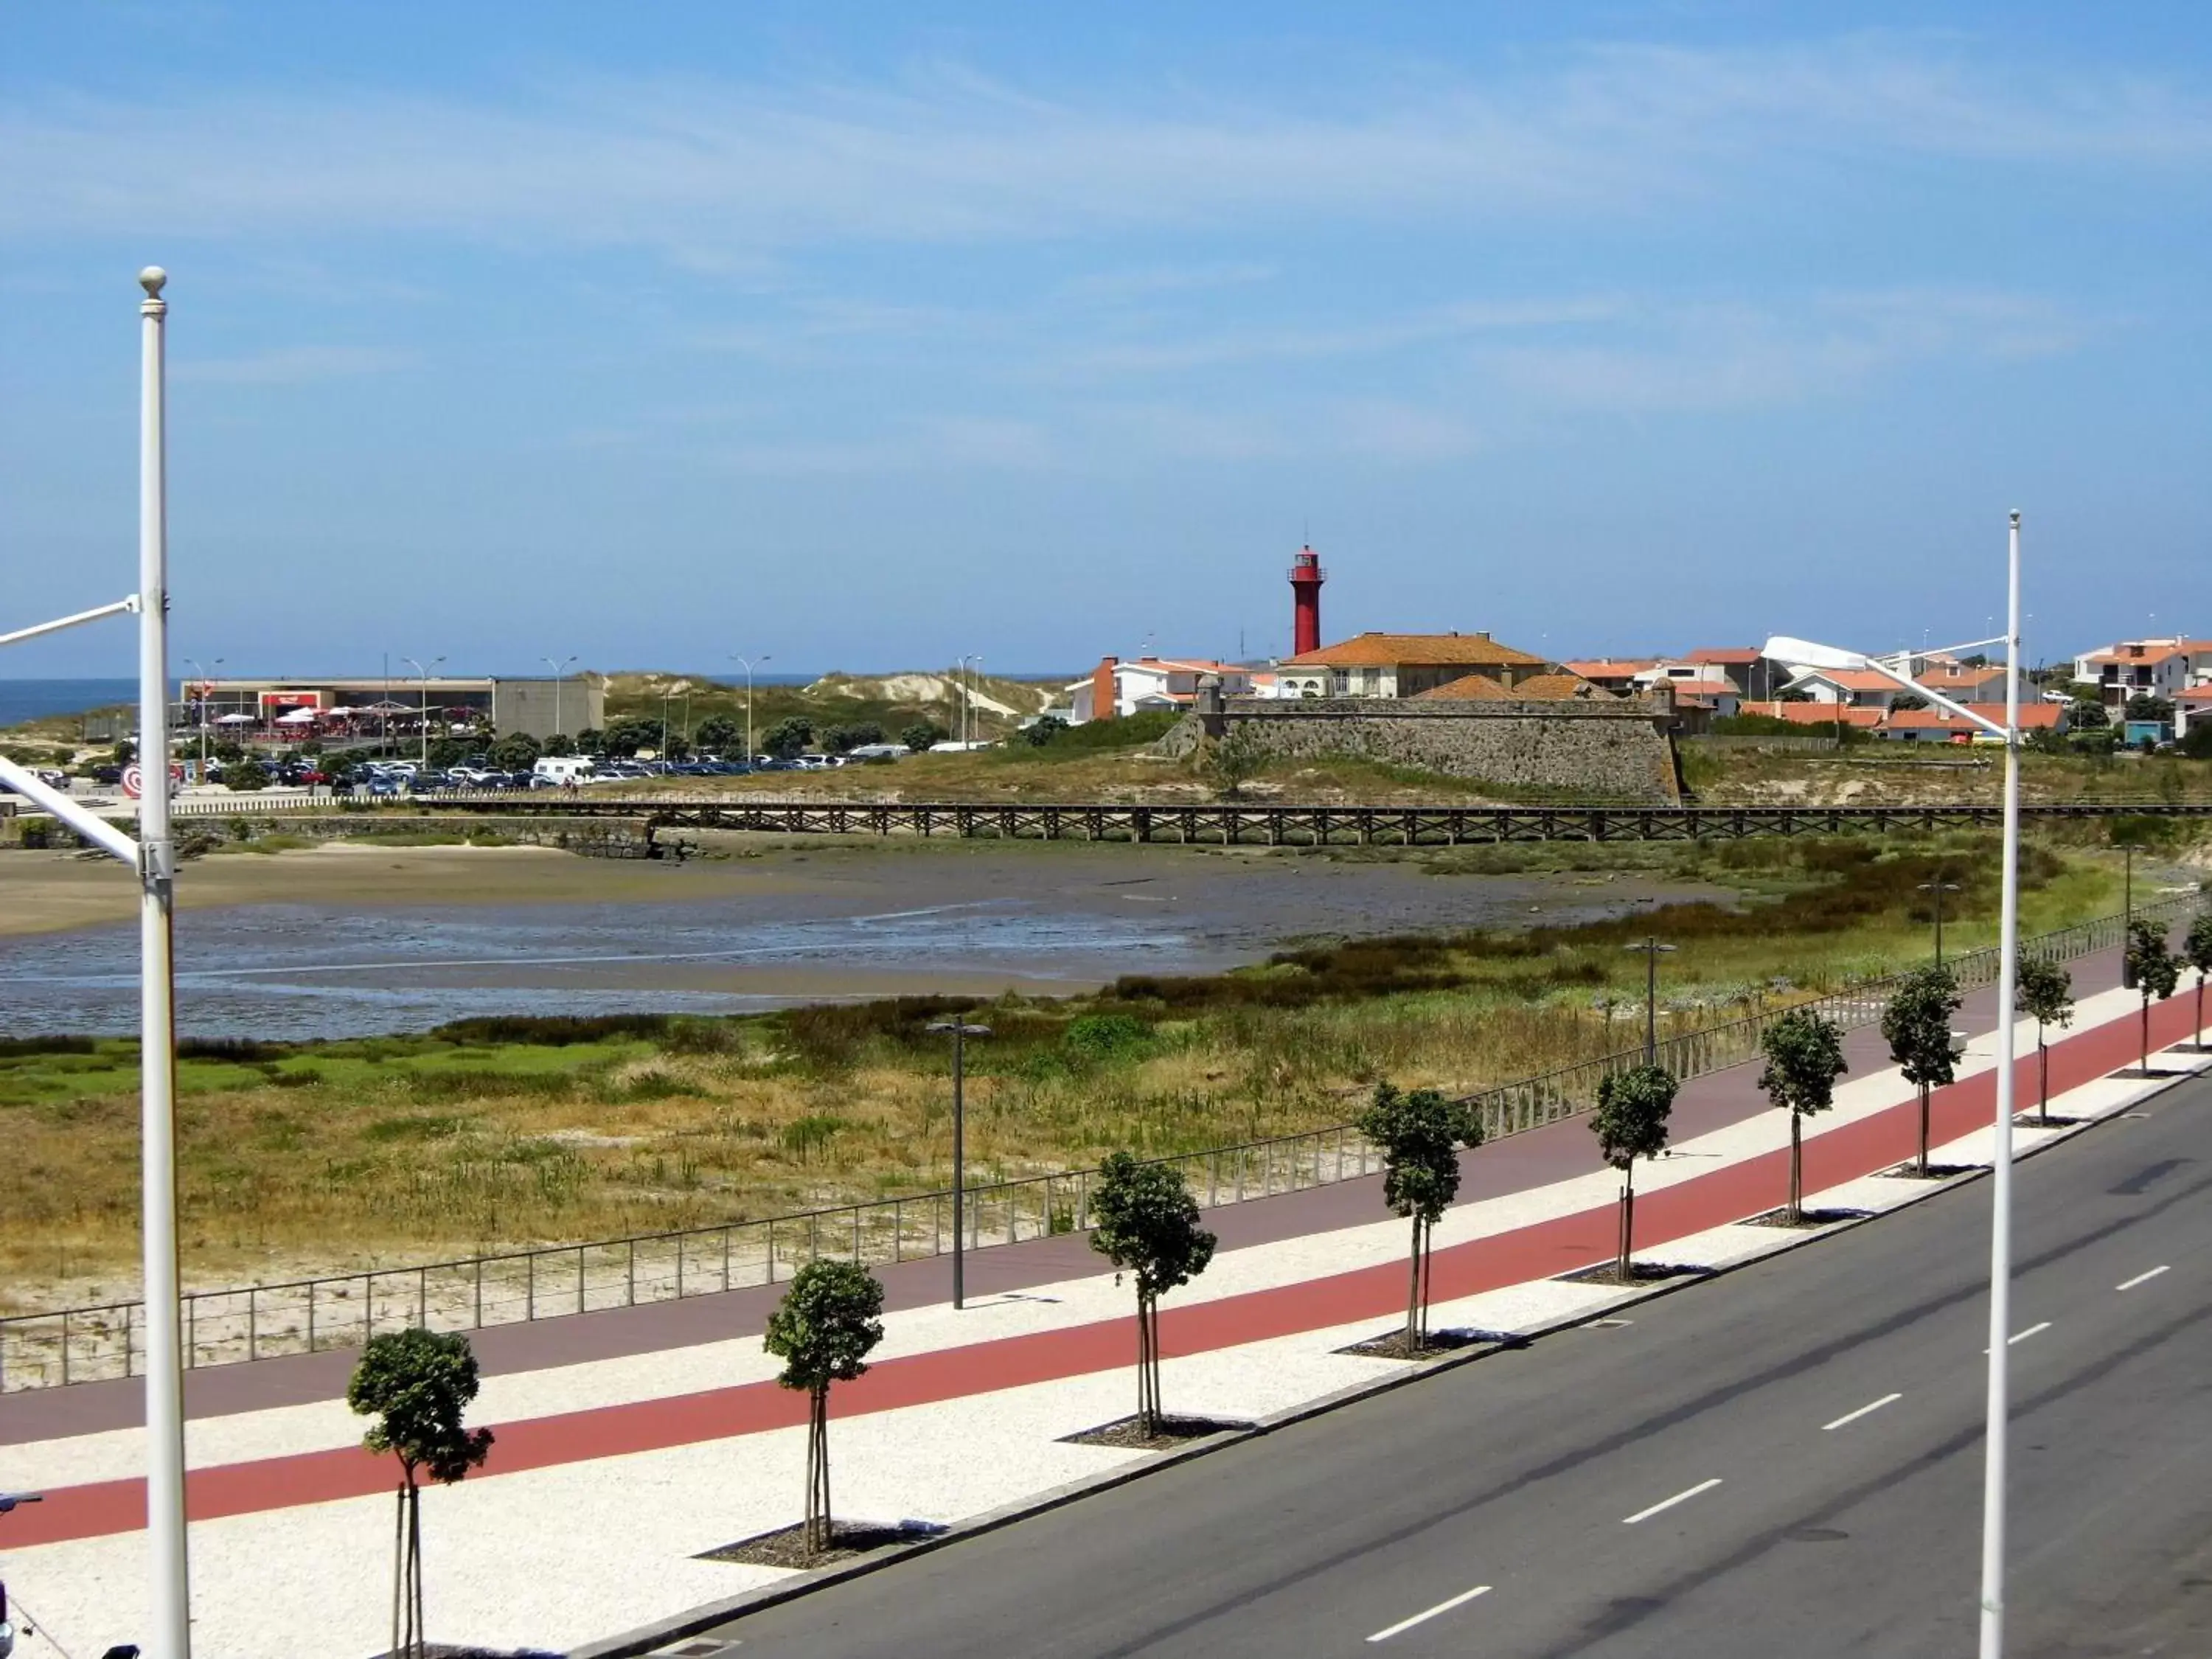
[1160,695,1683,802]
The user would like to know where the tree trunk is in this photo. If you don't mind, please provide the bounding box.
[804,1383,831,1557]
[389,1481,406,1659]
[407,1478,424,1659]
[2142,995,2152,1075]
[1917,1081,1930,1175]
[1618,1172,1635,1284]
[1424,1219,1436,1344]
[1405,1214,1422,1353]
[2197,976,2205,1052]
[1788,1110,1803,1222]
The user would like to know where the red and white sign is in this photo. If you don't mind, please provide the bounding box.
[119,763,184,801]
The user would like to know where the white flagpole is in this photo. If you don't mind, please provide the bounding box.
[1978,509,2023,1658]
[137,264,193,1659]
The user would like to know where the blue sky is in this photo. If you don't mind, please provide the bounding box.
[3,2,2208,681]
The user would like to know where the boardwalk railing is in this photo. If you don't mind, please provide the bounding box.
[2,893,2200,1392]
[50,793,2212,845]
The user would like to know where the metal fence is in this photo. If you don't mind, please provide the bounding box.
[2,892,2199,1393]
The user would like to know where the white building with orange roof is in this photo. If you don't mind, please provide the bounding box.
[1274,630,1552,700]
[2072,637,2208,710]
[1066,655,1256,723]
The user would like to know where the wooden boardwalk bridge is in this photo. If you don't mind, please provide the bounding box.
[406,796,2212,847]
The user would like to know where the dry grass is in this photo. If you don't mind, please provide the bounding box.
[1,830,2189,1310]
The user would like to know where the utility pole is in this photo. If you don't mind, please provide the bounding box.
[927,1019,992,1308]
[1621,936,1676,1062]
[731,655,769,765]
[404,656,443,764]
[1920,873,1963,964]
[184,656,222,781]
[543,655,576,742]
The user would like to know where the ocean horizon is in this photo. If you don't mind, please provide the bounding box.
[1,669,1074,732]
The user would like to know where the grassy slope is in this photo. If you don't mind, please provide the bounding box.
[5,831,2188,1308]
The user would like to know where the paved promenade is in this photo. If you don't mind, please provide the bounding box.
[0,949,2203,1658]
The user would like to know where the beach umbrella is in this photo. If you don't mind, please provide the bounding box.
[214,712,257,724]
[275,707,320,724]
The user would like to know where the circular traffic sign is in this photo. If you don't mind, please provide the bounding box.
[121,764,143,799]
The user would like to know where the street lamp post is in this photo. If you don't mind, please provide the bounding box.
[926,1020,992,1309]
[951,655,972,746]
[184,656,222,781]
[543,655,577,743]
[403,655,444,765]
[1621,939,1677,1062]
[0,266,198,1659]
[1919,874,1963,964]
[1764,508,2024,1659]
[731,655,769,766]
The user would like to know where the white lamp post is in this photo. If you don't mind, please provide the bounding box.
[543,654,577,742]
[1764,508,2023,1658]
[184,656,222,781]
[0,267,195,1659]
[403,655,444,765]
[731,654,769,765]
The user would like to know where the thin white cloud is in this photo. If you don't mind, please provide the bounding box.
[1478,288,2096,413]
[4,40,2204,258]
[1058,297,1626,376]
[174,345,410,385]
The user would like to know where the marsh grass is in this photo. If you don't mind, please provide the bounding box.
[0,832,2175,1308]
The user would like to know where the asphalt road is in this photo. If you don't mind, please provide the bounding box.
[694,1071,2212,1659]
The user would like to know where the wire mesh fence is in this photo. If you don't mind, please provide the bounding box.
[3,892,2198,1393]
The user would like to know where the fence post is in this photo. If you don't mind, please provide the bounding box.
[248,1290,258,1363]
[527,1253,536,1321]
[418,1267,428,1329]
[723,1226,733,1291]
[854,1204,863,1262]
[307,1284,316,1354]
[676,1236,685,1299]
[475,1258,484,1329]
[61,1309,71,1386]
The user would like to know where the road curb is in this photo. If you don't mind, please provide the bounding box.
[566,1050,2208,1658]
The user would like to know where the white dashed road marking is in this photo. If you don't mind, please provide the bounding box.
[2117,1266,2170,1292]
[1623,1478,1723,1526]
[1822,1393,1902,1432]
[1366,1584,1492,1642]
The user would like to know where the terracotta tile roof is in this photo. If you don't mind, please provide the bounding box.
[1413,671,1613,702]
[2086,644,2186,666]
[1283,630,1548,669]
[1886,703,2062,731]
[1515,672,1612,699]
[1411,672,1513,700]
[1745,701,1888,728]
[1562,659,1656,681]
[1788,669,1903,693]
[2174,686,2212,704]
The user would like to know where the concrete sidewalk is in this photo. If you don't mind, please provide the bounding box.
[0,977,2204,1659]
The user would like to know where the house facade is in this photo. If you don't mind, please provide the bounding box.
[1276,631,1552,700]
[2073,638,2211,709]
[1066,657,1254,723]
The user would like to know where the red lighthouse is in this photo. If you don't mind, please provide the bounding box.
[1288,543,1326,656]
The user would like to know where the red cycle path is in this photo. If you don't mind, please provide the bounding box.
[13,995,2202,1551]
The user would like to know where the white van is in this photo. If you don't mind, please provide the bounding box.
[532,756,598,785]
